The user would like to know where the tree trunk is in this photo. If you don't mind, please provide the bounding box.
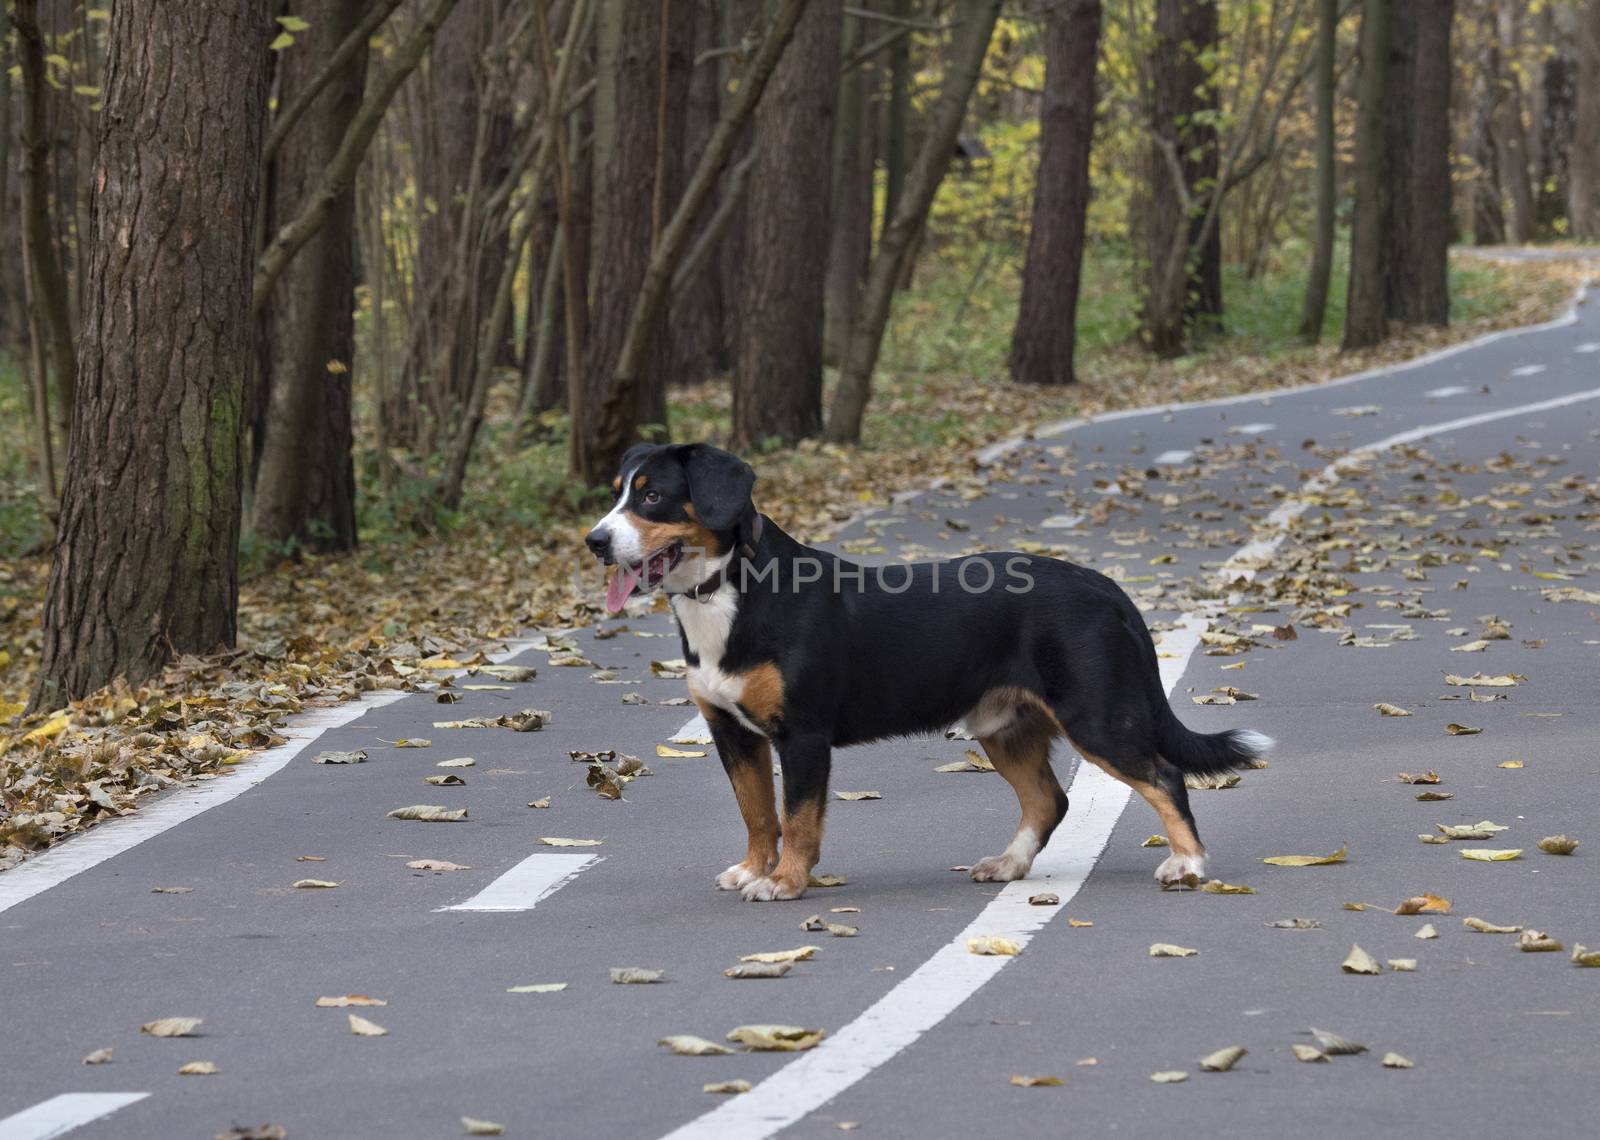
[825,0,1002,443]
[1473,7,1508,244]
[253,0,368,554]
[1496,3,1537,243]
[824,8,872,367]
[884,0,913,236]
[1342,0,1392,351]
[1573,0,1600,237]
[0,6,22,352]
[1533,10,1576,234]
[733,0,841,449]
[31,0,269,712]
[1387,0,1452,327]
[1008,0,1102,386]
[1298,0,1339,342]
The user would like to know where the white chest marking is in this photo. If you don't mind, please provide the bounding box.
[673,588,763,735]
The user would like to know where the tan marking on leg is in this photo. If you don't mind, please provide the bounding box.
[720,740,779,887]
[1071,742,1208,883]
[764,797,823,898]
[971,721,1064,881]
[738,662,784,724]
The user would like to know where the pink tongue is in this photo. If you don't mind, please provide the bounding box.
[605,564,642,615]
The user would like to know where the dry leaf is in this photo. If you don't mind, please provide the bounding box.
[968,936,1022,956]
[348,1014,387,1036]
[1292,1044,1329,1062]
[292,879,339,889]
[740,946,819,964]
[1068,918,1094,928]
[1415,791,1453,801]
[478,665,536,682]
[506,983,567,993]
[1497,760,1525,769]
[461,1118,505,1136]
[1149,943,1198,958]
[1341,944,1382,975]
[1571,945,1600,967]
[1010,1075,1064,1087]
[1436,820,1509,840]
[656,744,706,758]
[1460,848,1522,861]
[389,738,431,748]
[1263,844,1347,867]
[725,1024,824,1052]
[1415,924,1438,939]
[725,961,792,979]
[1199,880,1255,895]
[313,750,367,764]
[315,995,386,1008]
[1450,640,1490,653]
[1445,724,1482,736]
[1387,959,1418,972]
[834,790,882,801]
[1398,771,1440,784]
[611,967,663,985]
[141,1017,202,1037]
[1395,893,1451,915]
[1150,1071,1188,1083]
[425,774,465,786]
[151,886,193,893]
[539,837,601,847]
[178,1061,218,1076]
[1374,703,1412,717]
[659,1035,732,1056]
[808,873,848,888]
[82,1048,113,1064]
[436,757,475,768]
[1310,1028,1368,1055]
[1028,892,1060,906]
[703,1080,752,1094]
[1537,835,1578,855]
[1382,1053,1415,1069]
[1198,1046,1247,1072]
[1141,835,1169,848]
[1265,918,1320,929]
[386,805,467,822]
[1185,772,1241,790]
[1518,930,1564,953]
[527,797,551,809]
[407,859,469,871]
[1443,672,1523,687]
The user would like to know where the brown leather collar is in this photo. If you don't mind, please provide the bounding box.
[677,514,763,602]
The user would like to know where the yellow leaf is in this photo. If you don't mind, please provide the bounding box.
[23,712,70,743]
[1341,944,1382,975]
[269,30,295,51]
[1149,943,1198,957]
[1010,1074,1063,1087]
[968,936,1022,956]
[1497,760,1524,769]
[725,1024,824,1051]
[1460,848,1522,862]
[538,836,602,847]
[1199,880,1255,895]
[1262,844,1347,867]
[348,1013,387,1036]
[276,15,311,31]
[739,946,819,964]
[656,744,706,758]
[177,1061,218,1076]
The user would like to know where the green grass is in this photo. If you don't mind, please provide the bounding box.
[0,356,51,562]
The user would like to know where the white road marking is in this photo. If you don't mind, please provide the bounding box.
[1039,513,1084,529]
[436,852,598,912]
[0,1093,149,1139]
[1424,384,1470,398]
[1576,342,1599,353]
[1229,421,1276,435]
[1510,363,1548,376]
[670,716,713,744]
[1152,449,1193,464]
[657,382,1600,1140]
[0,640,542,916]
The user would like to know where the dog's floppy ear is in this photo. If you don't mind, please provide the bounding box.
[681,444,756,533]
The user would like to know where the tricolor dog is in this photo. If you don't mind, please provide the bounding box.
[584,443,1271,901]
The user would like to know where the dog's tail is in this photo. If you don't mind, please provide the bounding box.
[1156,708,1274,777]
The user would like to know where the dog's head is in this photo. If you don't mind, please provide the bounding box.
[584,443,757,613]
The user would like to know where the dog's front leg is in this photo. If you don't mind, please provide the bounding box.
[743,731,831,902]
[707,709,779,891]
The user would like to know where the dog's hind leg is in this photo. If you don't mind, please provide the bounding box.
[970,716,1069,883]
[744,731,831,901]
[706,708,780,892]
[1070,737,1207,885]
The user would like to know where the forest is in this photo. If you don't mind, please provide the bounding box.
[1,0,1598,735]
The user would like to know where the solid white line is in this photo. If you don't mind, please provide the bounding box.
[436,852,598,912]
[670,715,713,744]
[1577,342,1599,353]
[1424,384,1470,398]
[1152,449,1193,464]
[0,641,542,916]
[1511,363,1548,376]
[0,1093,149,1140]
[1229,421,1275,434]
[657,382,1600,1140]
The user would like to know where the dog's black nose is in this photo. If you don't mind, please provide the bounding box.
[585,529,611,562]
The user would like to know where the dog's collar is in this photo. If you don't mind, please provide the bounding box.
[676,515,763,602]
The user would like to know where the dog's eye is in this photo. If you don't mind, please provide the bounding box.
[643,490,661,505]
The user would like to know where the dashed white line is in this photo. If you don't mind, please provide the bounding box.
[656,381,1600,1140]
[1229,421,1276,435]
[1511,363,1548,376]
[0,1092,149,1140]
[1424,384,1470,398]
[1152,449,1194,464]
[1576,342,1600,353]
[436,852,599,912]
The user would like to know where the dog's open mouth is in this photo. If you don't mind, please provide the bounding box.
[605,541,684,614]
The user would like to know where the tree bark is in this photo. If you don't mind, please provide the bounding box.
[1387,0,1451,327]
[252,0,369,553]
[1472,5,1508,244]
[31,0,269,712]
[1496,3,1537,243]
[1533,8,1576,233]
[733,0,841,449]
[884,0,913,236]
[825,0,1002,443]
[1298,0,1339,342]
[824,7,872,368]
[1008,0,1102,386]
[1342,0,1392,351]
[1573,0,1600,237]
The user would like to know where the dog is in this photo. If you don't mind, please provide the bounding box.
[584,442,1272,901]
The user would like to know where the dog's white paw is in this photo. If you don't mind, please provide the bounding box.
[740,875,806,902]
[716,862,761,891]
[969,853,1031,882]
[1154,851,1208,885]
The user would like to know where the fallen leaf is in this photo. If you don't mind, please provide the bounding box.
[1436,820,1509,840]
[740,946,819,964]
[1198,1046,1247,1072]
[82,1048,113,1064]
[1497,760,1525,769]
[1068,918,1094,928]
[1310,1027,1368,1055]
[834,790,882,801]
[1265,918,1320,929]
[478,664,537,682]
[178,1061,218,1076]
[1415,790,1454,801]
[1518,930,1564,953]
[407,859,469,871]
[506,983,567,994]
[1341,944,1382,975]
[386,805,467,822]
[1388,958,1418,972]
[527,798,551,809]
[436,757,476,768]
[1460,848,1522,861]
[1445,724,1482,736]
[461,1117,505,1136]
[1149,943,1198,958]
[313,750,367,764]
[725,1024,824,1052]
[315,995,386,1007]
[1374,703,1412,717]
[1537,835,1578,855]
[1200,880,1255,895]
[1415,924,1438,939]
[808,873,848,888]
[725,962,792,979]
[1141,835,1170,848]
[141,1017,202,1037]
[1185,772,1241,790]
[425,774,465,786]
[1443,672,1523,687]
[539,837,601,847]
[1450,640,1490,653]
[1395,893,1451,915]
[1010,1074,1064,1087]
[610,968,663,984]
[659,1035,732,1056]
[293,879,339,889]
[1150,1071,1188,1083]
[651,659,688,678]
[968,936,1022,956]
[1028,892,1060,906]
[151,886,193,894]
[1463,916,1522,933]
[1263,844,1347,867]
[703,1080,752,1094]
[1397,771,1440,785]
[656,744,706,758]
[348,1014,387,1036]
[1292,1044,1329,1062]
[1382,1053,1415,1069]
[1571,944,1600,967]
[389,738,432,748]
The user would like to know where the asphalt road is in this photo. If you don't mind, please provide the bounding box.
[4,278,1599,1140]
